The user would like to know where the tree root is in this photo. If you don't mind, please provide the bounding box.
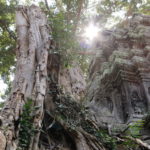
[121,136,150,150]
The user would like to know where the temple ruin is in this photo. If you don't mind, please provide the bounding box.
[87,14,150,128]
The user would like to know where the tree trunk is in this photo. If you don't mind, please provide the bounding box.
[0,5,51,150]
[0,5,106,150]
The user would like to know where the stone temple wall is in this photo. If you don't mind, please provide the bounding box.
[87,14,150,127]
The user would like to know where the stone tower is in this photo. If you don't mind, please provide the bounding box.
[87,14,150,127]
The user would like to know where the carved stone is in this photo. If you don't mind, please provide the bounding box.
[87,14,150,126]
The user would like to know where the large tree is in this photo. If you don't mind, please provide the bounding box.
[0,5,50,150]
[0,5,107,150]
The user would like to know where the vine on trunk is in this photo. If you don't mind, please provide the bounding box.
[18,99,34,150]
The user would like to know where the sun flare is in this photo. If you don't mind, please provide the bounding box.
[84,23,100,41]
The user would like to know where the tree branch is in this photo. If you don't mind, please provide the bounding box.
[44,0,50,11]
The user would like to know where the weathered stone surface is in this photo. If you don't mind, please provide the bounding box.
[87,14,150,128]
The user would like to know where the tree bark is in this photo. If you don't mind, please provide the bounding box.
[0,5,51,150]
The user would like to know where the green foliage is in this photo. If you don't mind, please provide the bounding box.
[0,0,17,76]
[97,0,150,17]
[18,99,34,150]
[52,92,117,150]
[126,120,144,138]
[120,120,146,149]
[81,120,117,150]
[0,102,5,108]
[43,0,89,68]
[96,0,150,28]
[121,138,139,149]
[54,94,84,128]
[96,130,117,150]
[0,0,17,99]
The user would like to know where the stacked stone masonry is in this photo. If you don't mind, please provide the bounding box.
[87,14,150,127]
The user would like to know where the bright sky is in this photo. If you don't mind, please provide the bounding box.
[0,70,14,102]
[0,79,7,102]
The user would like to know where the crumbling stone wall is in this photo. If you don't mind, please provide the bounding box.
[87,14,150,127]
